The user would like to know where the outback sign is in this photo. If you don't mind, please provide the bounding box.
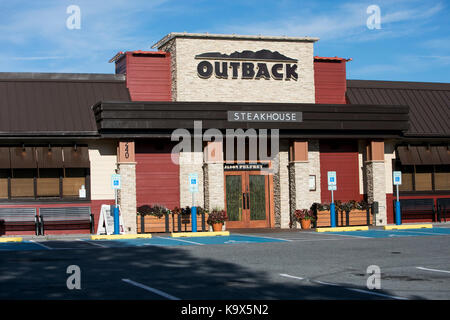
[195,49,299,81]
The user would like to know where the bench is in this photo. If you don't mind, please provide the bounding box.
[399,199,435,222]
[437,198,450,223]
[0,207,39,236]
[39,207,94,235]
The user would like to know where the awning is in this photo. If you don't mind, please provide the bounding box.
[397,146,450,165]
[36,146,63,168]
[62,146,90,168]
[0,147,10,168]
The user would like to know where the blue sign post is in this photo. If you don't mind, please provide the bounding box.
[189,173,199,232]
[393,171,402,225]
[111,174,121,235]
[328,171,337,228]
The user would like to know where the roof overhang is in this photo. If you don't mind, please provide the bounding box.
[92,101,409,139]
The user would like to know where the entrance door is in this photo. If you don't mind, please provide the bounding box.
[225,171,270,228]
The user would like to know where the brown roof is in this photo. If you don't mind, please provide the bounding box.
[0,73,130,138]
[346,80,450,138]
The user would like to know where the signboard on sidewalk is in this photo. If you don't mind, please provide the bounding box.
[97,204,124,235]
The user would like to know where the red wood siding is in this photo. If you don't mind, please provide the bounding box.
[136,141,179,210]
[314,60,347,104]
[125,52,172,101]
[320,140,360,202]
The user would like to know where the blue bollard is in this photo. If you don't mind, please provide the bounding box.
[113,205,120,234]
[330,203,336,228]
[191,206,197,232]
[395,201,401,225]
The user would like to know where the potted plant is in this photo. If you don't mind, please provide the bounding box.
[292,209,315,229]
[207,208,227,232]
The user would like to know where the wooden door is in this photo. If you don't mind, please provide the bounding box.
[225,171,270,228]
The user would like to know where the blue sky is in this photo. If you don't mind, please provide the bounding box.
[0,0,449,82]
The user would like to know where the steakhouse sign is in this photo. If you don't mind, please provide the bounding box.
[195,49,299,81]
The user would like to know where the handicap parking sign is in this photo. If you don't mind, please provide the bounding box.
[188,173,199,193]
[111,174,121,189]
[393,171,402,185]
[327,171,337,186]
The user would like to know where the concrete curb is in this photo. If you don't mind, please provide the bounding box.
[171,231,230,238]
[0,237,23,243]
[91,234,152,240]
[316,226,369,232]
[384,224,433,230]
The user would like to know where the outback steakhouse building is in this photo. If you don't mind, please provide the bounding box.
[0,32,449,235]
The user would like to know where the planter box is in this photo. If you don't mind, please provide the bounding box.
[175,213,209,233]
[137,214,172,233]
[315,209,372,228]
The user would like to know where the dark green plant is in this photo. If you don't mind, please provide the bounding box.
[137,204,169,218]
[207,208,227,225]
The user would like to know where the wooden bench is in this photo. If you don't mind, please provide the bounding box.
[0,207,39,235]
[39,207,94,235]
[437,198,450,223]
[399,199,435,222]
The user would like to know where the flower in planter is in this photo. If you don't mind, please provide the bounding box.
[137,204,169,218]
[355,201,370,211]
[206,208,227,226]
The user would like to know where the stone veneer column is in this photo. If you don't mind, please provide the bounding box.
[365,141,387,226]
[203,142,225,211]
[117,141,137,234]
[274,140,290,228]
[117,163,137,233]
[179,152,204,208]
[289,140,321,229]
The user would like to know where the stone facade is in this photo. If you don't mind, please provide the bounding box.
[117,162,137,233]
[179,152,204,208]
[156,34,316,103]
[289,140,321,229]
[366,161,387,226]
[273,140,290,228]
[204,162,225,211]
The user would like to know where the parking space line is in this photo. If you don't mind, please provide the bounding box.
[312,232,372,239]
[122,278,180,300]
[416,267,450,274]
[280,274,408,300]
[78,239,108,248]
[232,234,292,242]
[279,273,304,280]
[157,236,204,246]
[29,240,53,250]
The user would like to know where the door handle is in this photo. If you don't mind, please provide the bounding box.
[246,192,250,210]
[242,193,247,209]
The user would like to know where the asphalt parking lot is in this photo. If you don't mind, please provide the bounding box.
[1,226,450,300]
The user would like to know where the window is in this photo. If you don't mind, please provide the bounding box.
[0,169,9,199]
[395,162,450,192]
[0,145,90,201]
[435,165,450,191]
[399,166,413,192]
[63,168,88,198]
[37,168,62,198]
[415,165,433,191]
[11,169,36,198]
